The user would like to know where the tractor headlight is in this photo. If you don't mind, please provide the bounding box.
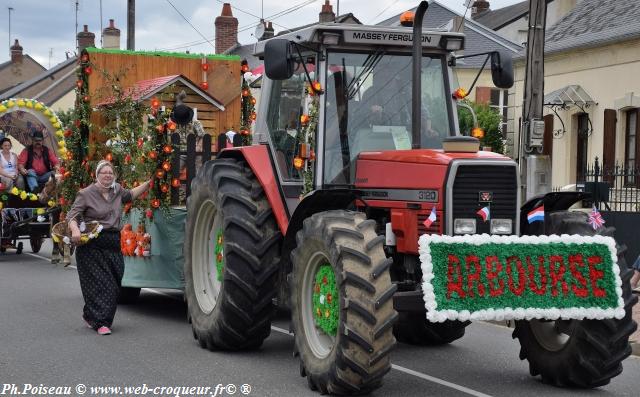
[454,218,476,235]
[490,219,512,235]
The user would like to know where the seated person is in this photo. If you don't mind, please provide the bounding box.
[17,130,59,193]
[0,137,24,191]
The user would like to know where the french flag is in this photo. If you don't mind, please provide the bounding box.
[477,206,490,222]
[528,205,545,223]
[423,206,437,228]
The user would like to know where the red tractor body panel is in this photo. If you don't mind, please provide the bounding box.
[355,149,511,253]
[229,145,290,235]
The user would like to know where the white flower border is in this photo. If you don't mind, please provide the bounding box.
[419,234,625,323]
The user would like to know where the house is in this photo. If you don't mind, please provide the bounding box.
[0,40,46,95]
[471,0,579,45]
[377,0,523,135]
[0,25,105,112]
[508,0,640,190]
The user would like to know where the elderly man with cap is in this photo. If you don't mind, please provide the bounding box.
[17,129,59,193]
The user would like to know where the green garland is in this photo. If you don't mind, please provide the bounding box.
[85,47,240,61]
[298,86,320,195]
[239,60,256,146]
[312,264,339,336]
[214,230,224,282]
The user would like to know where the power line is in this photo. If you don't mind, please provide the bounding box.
[164,0,215,51]
[158,0,320,52]
[368,0,401,24]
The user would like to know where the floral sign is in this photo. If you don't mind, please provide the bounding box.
[419,234,625,323]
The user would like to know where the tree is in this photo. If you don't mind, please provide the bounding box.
[457,100,504,154]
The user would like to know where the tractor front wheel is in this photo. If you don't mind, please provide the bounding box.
[184,158,281,350]
[513,211,638,387]
[291,211,397,394]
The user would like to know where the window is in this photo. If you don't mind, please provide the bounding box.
[265,62,314,182]
[624,109,639,185]
[489,88,509,136]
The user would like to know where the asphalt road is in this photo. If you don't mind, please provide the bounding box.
[1,241,639,397]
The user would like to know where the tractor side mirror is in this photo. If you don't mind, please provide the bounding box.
[264,39,294,80]
[490,51,514,89]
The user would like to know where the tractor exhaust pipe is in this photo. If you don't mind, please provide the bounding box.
[412,1,428,149]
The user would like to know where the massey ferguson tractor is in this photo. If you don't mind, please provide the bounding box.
[183,2,636,394]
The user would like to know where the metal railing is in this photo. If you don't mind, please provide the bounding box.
[583,157,640,212]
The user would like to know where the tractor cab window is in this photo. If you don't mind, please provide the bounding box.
[323,52,451,185]
[266,61,315,181]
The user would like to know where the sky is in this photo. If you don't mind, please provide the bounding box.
[0,0,522,68]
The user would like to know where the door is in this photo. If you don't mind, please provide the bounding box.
[576,113,589,182]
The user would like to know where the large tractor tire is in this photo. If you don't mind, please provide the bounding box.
[513,211,638,387]
[184,158,281,350]
[394,312,469,345]
[291,210,398,394]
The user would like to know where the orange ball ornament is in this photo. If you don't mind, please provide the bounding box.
[156,124,165,133]
[300,114,310,125]
[155,169,165,178]
[150,97,160,109]
[167,120,177,131]
[162,161,171,172]
[105,153,113,162]
[250,112,257,121]
[84,66,92,75]
[200,81,209,90]
[293,157,304,170]
[251,97,257,105]
[242,89,250,97]
[76,80,83,89]
[160,184,169,193]
[151,199,161,208]
[146,209,153,219]
[171,178,180,188]
[163,145,173,154]
[201,63,210,71]
[148,151,158,160]
[64,129,73,138]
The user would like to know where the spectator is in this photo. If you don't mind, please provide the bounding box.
[17,130,59,193]
[631,255,640,293]
[0,137,24,191]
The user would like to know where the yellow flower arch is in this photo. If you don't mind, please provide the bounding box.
[0,98,66,208]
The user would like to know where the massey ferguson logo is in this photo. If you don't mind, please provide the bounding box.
[479,191,493,203]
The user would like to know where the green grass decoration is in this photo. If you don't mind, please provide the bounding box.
[85,47,240,61]
[312,264,339,336]
[214,230,224,282]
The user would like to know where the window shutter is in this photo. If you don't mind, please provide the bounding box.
[602,109,617,174]
[475,87,491,104]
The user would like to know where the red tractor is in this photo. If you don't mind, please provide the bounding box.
[184,2,636,394]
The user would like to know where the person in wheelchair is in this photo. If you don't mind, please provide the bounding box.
[17,129,59,193]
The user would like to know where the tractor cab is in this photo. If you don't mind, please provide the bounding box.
[254,24,464,187]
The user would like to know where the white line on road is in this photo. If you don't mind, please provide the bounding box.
[269,326,493,397]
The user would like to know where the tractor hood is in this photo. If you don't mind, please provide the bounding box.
[355,149,511,189]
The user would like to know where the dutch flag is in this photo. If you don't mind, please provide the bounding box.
[423,206,437,228]
[476,206,490,222]
[527,205,545,224]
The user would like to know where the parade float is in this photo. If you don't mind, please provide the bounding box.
[57,47,255,300]
[0,98,61,254]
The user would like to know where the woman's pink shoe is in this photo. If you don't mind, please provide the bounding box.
[97,326,112,335]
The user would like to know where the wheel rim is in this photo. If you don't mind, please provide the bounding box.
[192,199,223,314]
[529,319,575,351]
[301,252,339,359]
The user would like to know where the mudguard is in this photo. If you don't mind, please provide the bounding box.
[520,191,591,236]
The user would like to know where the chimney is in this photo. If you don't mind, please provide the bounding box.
[103,19,121,50]
[77,25,96,52]
[319,0,336,23]
[10,39,23,63]
[215,3,238,54]
[471,1,490,18]
[452,16,465,33]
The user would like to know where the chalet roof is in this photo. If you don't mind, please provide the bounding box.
[544,0,640,54]
[0,56,77,105]
[0,54,46,76]
[472,1,531,31]
[376,1,522,68]
[95,75,225,110]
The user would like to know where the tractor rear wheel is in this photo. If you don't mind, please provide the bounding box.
[184,158,281,350]
[394,312,469,345]
[291,210,397,394]
[513,211,638,387]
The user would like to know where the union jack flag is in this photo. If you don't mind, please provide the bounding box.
[588,205,605,230]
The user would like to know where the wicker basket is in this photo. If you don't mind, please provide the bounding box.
[52,221,102,246]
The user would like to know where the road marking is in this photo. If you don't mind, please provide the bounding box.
[269,326,493,397]
[25,252,53,262]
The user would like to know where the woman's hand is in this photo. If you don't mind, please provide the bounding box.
[69,221,81,244]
